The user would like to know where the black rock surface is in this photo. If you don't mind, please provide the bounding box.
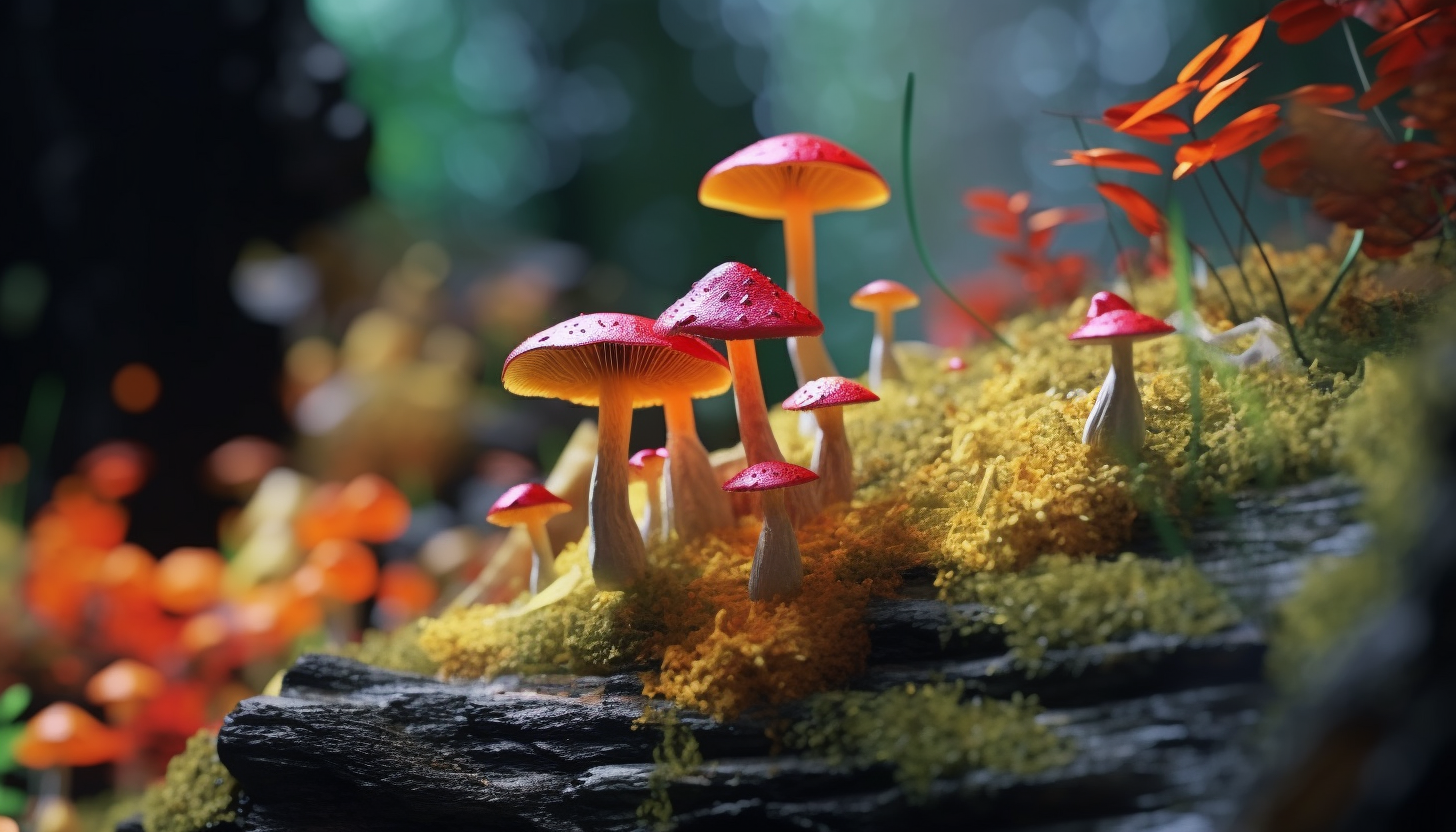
[214,477,1364,832]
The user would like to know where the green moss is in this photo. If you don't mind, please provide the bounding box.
[635,707,703,830]
[141,730,240,832]
[943,553,1241,671]
[330,620,440,675]
[76,793,141,832]
[783,683,1074,801]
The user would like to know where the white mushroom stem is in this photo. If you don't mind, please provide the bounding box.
[747,489,804,601]
[638,470,664,546]
[589,381,646,589]
[868,308,903,388]
[1083,339,1146,456]
[663,395,735,540]
[811,406,854,505]
[782,192,838,387]
[525,519,558,594]
[725,340,817,524]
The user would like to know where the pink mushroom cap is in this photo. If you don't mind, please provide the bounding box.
[782,376,879,411]
[654,262,823,342]
[721,461,820,493]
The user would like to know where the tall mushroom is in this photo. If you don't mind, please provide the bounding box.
[654,262,823,523]
[84,659,164,794]
[850,280,921,389]
[628,448,668,546]
[13,702,125,808]
[503,313,732,590]
[782,377,879,506]
[487,483,572,593]
[660,390,735,541]
[1068,291,1175,456]
[723,461,819,601]
[699,134,890,387]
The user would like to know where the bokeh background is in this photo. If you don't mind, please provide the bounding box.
[0,0,1357,554]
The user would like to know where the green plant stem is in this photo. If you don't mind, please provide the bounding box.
[902,73,1015,351]
[1343,19,1397,141]
[1192,244,1244,323]
[1065,115,1139,305]
[1205,161,1308,364]
[1191,170,1259,311]
[12,375,64,526]
[1168,202,1202,517]
[1235,157,1255,251]
[1305,229,1365,330]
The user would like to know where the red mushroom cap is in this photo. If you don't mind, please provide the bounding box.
[782,376,880,411]
[629,448,669,471]
[1068,308,1176,344]
[700,134,890,220]
[654,262,823,342]
[487,483,571,528]
[721,461,819,493]
[1083,291,1135,321]
[503,313,731,407]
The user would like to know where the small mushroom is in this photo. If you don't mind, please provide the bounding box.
[84,660,164,794]
[699,134,890,387]
[13,702,126,806]
[292,538,380,643]
[722,461,819,601]
[487,483,572,594]
[503,313,731,589]
[655,262,823,524]
[1067,291,1175,456]
[661,389,735,541]
[628,448,668,546]
[782,377,879,506]
[850,280,920,388]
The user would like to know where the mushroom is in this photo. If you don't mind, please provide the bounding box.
[661,390,736,541]
[503,313,732,590]
[1067,291,1175,456]
[153,547,225,615]
[292,538,380,643]
[699,134,890,387]
[782,377,879,507]
[629,448,668,546]
[487,483,572,593]
[722,461,819,601]
[84,660,164,794]
[654,262,823,523]
[13,702,125,805]
[849,280,921,389]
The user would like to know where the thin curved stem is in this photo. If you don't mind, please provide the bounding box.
[1306,228,1365,330]
[1067,115,1138,305]
[1192,244,1244,323]
[1343,19,1397,141]
[902,73,1015,351]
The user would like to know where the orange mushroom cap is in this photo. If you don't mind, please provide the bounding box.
[699,133,890,220]
[85,659,164,706]
[12,702,126,768]
[375,561,439,623]
[153,547,226,615]
[849,279,920,314]
[486,483,571,528]
[302,538,379,603]
[339,474,412,543]
[503,313,732,407]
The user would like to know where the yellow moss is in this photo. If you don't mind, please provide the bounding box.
[783,683,1074,801]
[141,730,239,832]
[329,620,439,675]
[634,707,703,830]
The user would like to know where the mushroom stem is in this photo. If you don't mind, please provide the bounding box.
[748,489,804,601]
[783,195,837,386]
[525,519,558,594]
[663,395,735,539]
[1083,339,1146,455]
[589,381,646,589]
[725,340,817,524]
[869,308,903,387]
[638,470,664,546]
[812,406,855,505]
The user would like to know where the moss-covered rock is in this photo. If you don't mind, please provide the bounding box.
[141,730,239,832]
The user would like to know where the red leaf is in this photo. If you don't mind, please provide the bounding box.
[1199,17,1267,91]
[1277,4,1349,43]
[1178,35,1228,83]
[997,251,1037,272]
[1027,228,1055,252]
[1051,148,1163,175]
[1096,183,1165,237]
[1259,135,1310,169]
[1365,9,1442,55]
[1007,191,1032,215]
[1028,205,1099,232]
[1278,84,1356,105]
[1173,161,1197,179]
[1204,105,1282,159]
[1358,68,1414,109]
[1269,0,1320,23]
[1116,81,1199,132]
[1195,64,1260,123]
[963,188,1011,213]
[971,215,1021,241]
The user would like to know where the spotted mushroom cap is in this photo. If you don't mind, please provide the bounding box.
[654,262,823,342]
[700,133,890,220]
[721,460,819,493]
[629,448,668,479]
[782,376,879,411]
[850,279,920,313]
[503,313,731,407]
[486,483,572,528]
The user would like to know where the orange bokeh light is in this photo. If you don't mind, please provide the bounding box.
[112,363,161,413]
